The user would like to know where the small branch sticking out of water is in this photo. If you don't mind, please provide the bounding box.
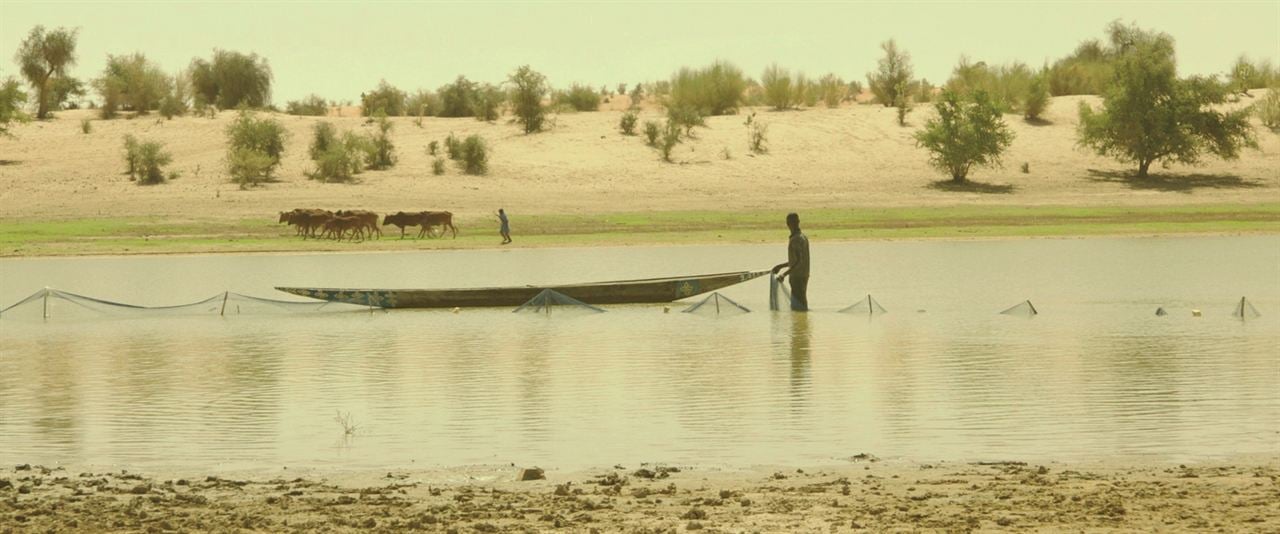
[334,410,359,436]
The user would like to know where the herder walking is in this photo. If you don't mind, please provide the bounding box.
[496,208,512,245]
[771,212,810,311]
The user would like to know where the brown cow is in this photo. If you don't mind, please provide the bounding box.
[321,214,366,241]
[280,208,332,239]
[418,211,458,239]
[382,211,425,239]
[336,210,381,239]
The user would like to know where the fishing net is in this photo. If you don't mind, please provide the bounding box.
[768,273,793,311]
[1232,297,1261,319]
[0,288,356,321]
[683,292,751,316]
[512,289,605,315]
[840,294,888,316]
[999,300,1038,317]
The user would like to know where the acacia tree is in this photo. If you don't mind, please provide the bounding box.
[761,63,798,110]
[14,26,79,119]
[913,90,1014,182]
[0,78,29,137]
[867,39,912,108]
[189,49,272,109]
[1077,23,1256,177]
[94,53,169,118]
[508,65,548,134]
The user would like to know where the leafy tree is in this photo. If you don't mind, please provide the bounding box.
[188,49,272,109]
[0,78,29,137]
[360,80,406,116]
[556,83,600,112]
[1024,73,1049,120]
[913,90,1014,182]
[124,138,173,185]
[457,134,489,175]
[225,111,286,187]
[437,75,478,117]
[1256,86,1280,130]
[1077,23,1257,177]
[361,114,396,170]
[1228,56,1277,95]
[761,63,798,110]
[867,39,912,107]
[158,72,190,119]
[667,61,746,116]
[1046,39,1113,96]
[818,74,846,108]
[508,65,548,133]
[470,83,503,121]
[406,89,439,117]
[94,53,169,118]
[287,94,329,116]
[14,26,79,119]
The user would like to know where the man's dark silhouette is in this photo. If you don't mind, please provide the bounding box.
[771,212,810,311]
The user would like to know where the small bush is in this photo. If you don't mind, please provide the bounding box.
[471,83,503,121]
[761,63,799,110]
[745,112,768,154]
[432,157,446,175]
[80,118,91,134]
[308,139,361,183]
[915,79,934,103]
[437,76,478,117]
[287,94,329,116]
[227,146,275,188]
[129,139,172,185]
[846,80,864,101]
[308,121,338,161]
[619,111,638,135]
[666,104,704,135]
[427,140,439,155]
[643,120,661,146]
[628,83,644,109]
[913,90,1014,182]
[798,74,817,107]
[556,84,601,112]
[362,114,396,170]
[457,134,488,175]
[1257,87,1280,130]
[667,61,746,116]
[122,134,139,177]
[658,120,682,162]
[445,133,462,159]
[818,74,845,108]
[407,90,438,117]
[1024,74,1049,120]
[868,39,913,107]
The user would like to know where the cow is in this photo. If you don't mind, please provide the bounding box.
[280,208,332,239]
[336,210,381,239]
[383,211,425,239]
[321,214,366,241]
[418,211,458,239]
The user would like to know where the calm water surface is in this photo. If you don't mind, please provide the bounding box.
[1,236,1277,470]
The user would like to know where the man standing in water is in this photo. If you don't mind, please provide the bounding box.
[496,208,511,245]
[771,212,810,311]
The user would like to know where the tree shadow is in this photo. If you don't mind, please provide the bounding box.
[927,179,1016,194]
[1085,169,1263,193]
[0,160,19,166]
[1023,117,1054,127]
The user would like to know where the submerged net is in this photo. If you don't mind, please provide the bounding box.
[768,273,793,311]
[999,300,1038,317]
[840,294,888,316]
[1232,297,1262,319]
[512,289,605,315]
[0,288,357,321]
[683,292,751,316]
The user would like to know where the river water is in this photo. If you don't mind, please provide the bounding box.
[1,236,1277,470]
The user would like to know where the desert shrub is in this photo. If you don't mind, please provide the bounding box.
[1024,74,1049,120]
[437,76,478,117]
[666,104,704,135]
[0,78,30,137]
[123,138,172,184]
[1077,22,1257,177]
[846,80,864,101]
[745,112,768,154]
[80,118,91,134]
[432,157,446,175]
[445,133,462,159]
[643,120,660,146]
[1256,86,1280,130]
[867,39,913,107]
[628,83,645,109]
[1229,56,1278,94]
[94,53,169,118]
[15,25,78,119]
[307,125,364,183]
[556,84,601,112]
[225,111,286,187]
[818,74,846,108]
[667,61,746,116]
[189,49,272,109]
[361,80,406,116]
[1046,39,1112,96]
[797,74,817,107]
[658,120,682,162]
[427,140,439,155]
[457,134,489,175]
[508,65,548,133]
[158,78,189,119]
[287,94,329,116]
[915,79,934,103]
[619,111,638,135]
[913,90,1014,182]
[406,89,439,117]
[946,58,1037,114]
[761,64,799,110]
[308,121,338,161]
[362,114,396,170]
[471,83,504,121]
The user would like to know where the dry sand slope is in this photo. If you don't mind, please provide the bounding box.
[1,93,1277,222]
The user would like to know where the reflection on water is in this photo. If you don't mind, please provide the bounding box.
[1,236,1278,469]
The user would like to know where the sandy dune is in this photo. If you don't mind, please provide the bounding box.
[1,93,1277,222]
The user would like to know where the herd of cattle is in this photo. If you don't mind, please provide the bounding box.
[278,209,459,241]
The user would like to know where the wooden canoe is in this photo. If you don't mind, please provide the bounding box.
[276,270,768,309]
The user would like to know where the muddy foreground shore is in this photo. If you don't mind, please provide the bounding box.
[3,458,1277,532]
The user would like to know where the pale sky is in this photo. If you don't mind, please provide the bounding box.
[2,1,1277,105]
